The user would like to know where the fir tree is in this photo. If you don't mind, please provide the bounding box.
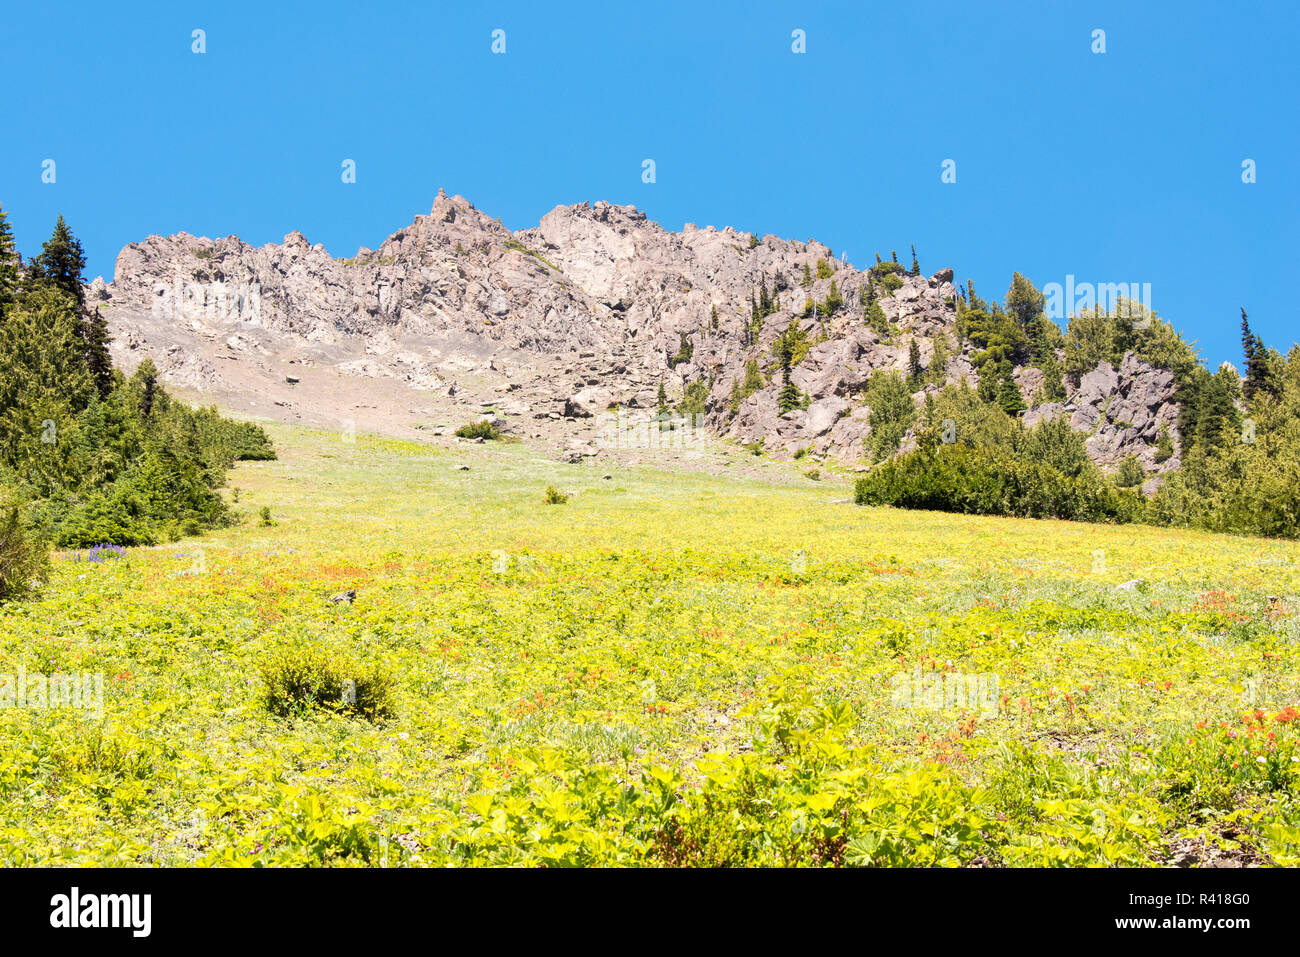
[1005,272,1045,332]
[866,301,889,338]
[82,306,114,398]
[30,215,87,307]
[910,244,920,277]
[997,362,1025,416]
[824,279,842,314]
[907,339,923,389]
[728,376,743,414]
[777,342,800,414]
[0,206,20,321]
[1240,307,1275,401]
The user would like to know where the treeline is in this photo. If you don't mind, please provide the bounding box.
[857,274,1300,539]
[0,207,274,597]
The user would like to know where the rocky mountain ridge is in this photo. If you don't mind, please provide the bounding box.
[90,190,1181,482]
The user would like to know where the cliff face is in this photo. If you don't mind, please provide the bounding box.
[91,190,1180,477]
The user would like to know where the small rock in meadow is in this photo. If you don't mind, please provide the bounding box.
[330,589,357,604]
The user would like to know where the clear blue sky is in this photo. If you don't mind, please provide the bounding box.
[3,0,1296,367]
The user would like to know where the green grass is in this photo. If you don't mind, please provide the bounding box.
[0,420,1297,866]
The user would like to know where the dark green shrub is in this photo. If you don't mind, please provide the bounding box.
[455,420,501,440]
[543,486,569,505]
[854,444,1146,524]
[261,647,395,721]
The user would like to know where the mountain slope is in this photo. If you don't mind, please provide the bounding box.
[91,190,1181,481]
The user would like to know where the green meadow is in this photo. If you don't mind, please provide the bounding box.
[1,422,1298,866]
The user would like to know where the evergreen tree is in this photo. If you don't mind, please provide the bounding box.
[824,279,842,314]
[82,305,114,398]
[130,356,158,416]
[1005,272,1045,332]
[29,215,87,307]
[0,206,20,321]
[801,264,812,287]
[1190,365,1241,453]
[997,362,1025,416]
[907,339,923,389]
[0,287,95,493]
[890,249,899,265]
[1240,307,1255,380]
[27,217,113,398]
[777,342,800,414]
[910,244,920,277]
[656,381,668,412]
[866,301,889,338]
[1240,307,1276,401]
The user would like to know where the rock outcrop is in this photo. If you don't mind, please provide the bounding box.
[92,191,1182,475]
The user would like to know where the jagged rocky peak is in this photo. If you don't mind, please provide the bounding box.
[93,190,1180,477]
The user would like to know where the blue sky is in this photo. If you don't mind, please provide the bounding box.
[3,0,1296,367]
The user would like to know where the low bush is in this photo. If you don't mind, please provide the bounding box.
[855,444,1147,524]
[261,646,395,721]
[455,420,501,440]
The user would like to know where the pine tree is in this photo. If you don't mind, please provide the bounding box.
[824,279,842,314]
[997,362,1025,416]
[82,306,114,398]
[910,244,920,277]
[777,343,800,414]
[30,215,87,307]
[1240,308,1254,362]
[27,216,112,397]
[907,339,923,389]
[801,264,812,288]
[0,206,20,322]
[1005,272,1045,332]
[0,287,95,492]
[1239,307,1276,401]
[727,376,743,414]
[891,249,898,264]
[710,304,719,330]
[656,381,668,412]
[866,301,889,338]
